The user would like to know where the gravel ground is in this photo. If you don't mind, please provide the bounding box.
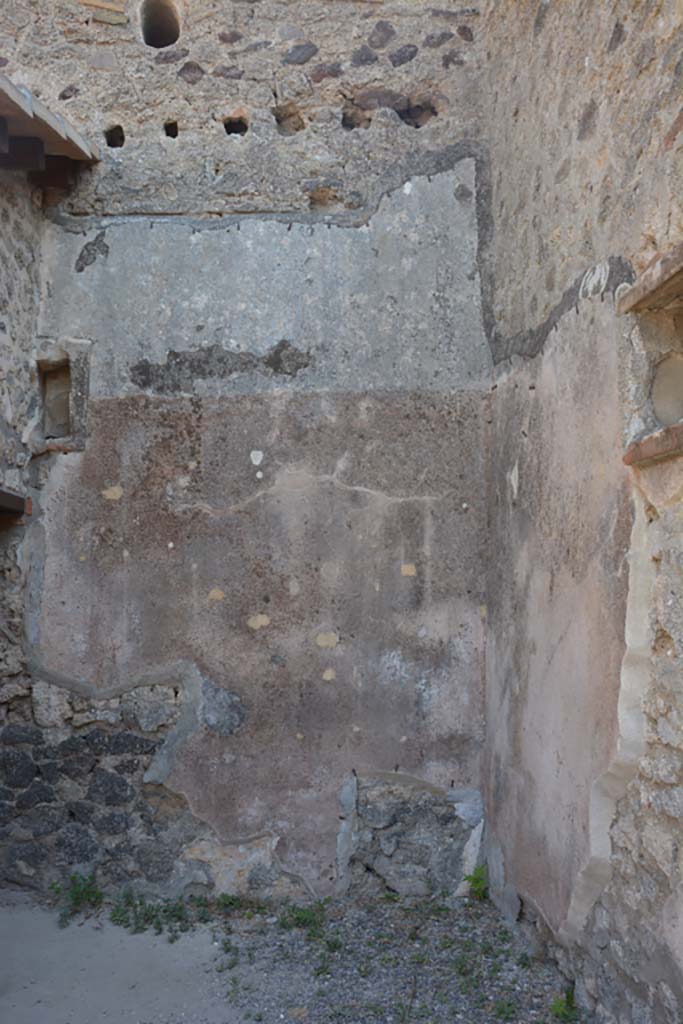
[205,893,580,1024]
[0,889,583,1024]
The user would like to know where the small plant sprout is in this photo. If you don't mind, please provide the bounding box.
[277,901,327,941]
[551,986,579,1021]
[494,998,517,1020]
[464,864,488,901]
[57,873,103,927]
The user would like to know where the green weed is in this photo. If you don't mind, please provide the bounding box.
[314,954,332,977]
[464,864,488,901]
[551,988,579,1021]
[57,873,103,927]
[215,893,267,916]
[278,901,326,940]
[494,999,517,1020]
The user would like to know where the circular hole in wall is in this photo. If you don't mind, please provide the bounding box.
[652,353,683,426]
[140,0,180,49]
[105,125,125,148]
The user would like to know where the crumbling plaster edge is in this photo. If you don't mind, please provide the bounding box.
[559,491,650,944]
[491,257,636,368]
[21,655,212,802]
[47,140,491,233]
[486,257,651,950]
[43,139,498,365]
[21,654,322,891]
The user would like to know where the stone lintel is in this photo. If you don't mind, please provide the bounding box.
[623,423,683,467]
[617,243,683,315]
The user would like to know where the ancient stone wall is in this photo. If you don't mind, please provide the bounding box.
[4,2,683,1019]
[2,0,482,216]
[0,174,42,753]
[482,0,683,358]
[482,3,683,1021]
[0,174,42,483]
[0,1,491,899]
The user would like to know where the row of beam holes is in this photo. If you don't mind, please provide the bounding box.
[104,102,432,146]
[105,118,248,147]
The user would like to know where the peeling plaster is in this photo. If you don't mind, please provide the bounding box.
[315,632,339,649]
[247,613,271,630]
[101,484,123,501]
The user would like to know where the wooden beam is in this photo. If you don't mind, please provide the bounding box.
[0,136,45,171]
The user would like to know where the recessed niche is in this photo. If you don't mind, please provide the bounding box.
[273,102,305,136]
[652,353,683,426]
[224,117,248,136]
[341,103,371,131]
[308,185,341,209]
[41,362,71,439]
[164,120,179,138]
[398,100,438,129]
[141,0,180,49]
[105,125,125,148]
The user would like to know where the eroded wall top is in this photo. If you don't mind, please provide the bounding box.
[483,0,683,355]
[2,0,483,216]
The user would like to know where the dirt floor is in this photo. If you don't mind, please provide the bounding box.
[0,889,582,1024]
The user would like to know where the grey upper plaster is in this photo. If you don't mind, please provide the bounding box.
[39,164,492,396]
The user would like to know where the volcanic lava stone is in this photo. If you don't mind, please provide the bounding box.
[0,801,14,825]
[56,823,99,863]
[0,749,36,789]
[368,20,396,49]
[15,781,55,810]
[57,735,90,756]
[352,45,378,66]
[38,762,60,784]
[389,44,418,67]
[0,724,43,745]
[282,41,318,65]
[87,767,133,806]
[86,729,156,756]
[134,841,175,882]
[67,800,96,824]
[4,839,47,871]
[95,810,130,835]
[22,805,65,837]
[59,753,97,780]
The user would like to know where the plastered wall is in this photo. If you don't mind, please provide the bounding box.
[3,2,683,1019]
[0,1,492,898]
[482,3,683,1021]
